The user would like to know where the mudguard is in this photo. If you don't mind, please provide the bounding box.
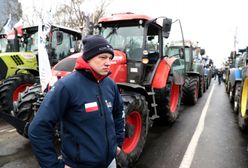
[152,57,184,89]
[229,68,242,88]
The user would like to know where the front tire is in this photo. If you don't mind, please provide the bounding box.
[239,78,248,132]
[182,76,199,105]
[117,92,149,168]
[155,76,181,124]
[233,82,241,113]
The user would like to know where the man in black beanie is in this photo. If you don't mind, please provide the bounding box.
[28,35,125,168]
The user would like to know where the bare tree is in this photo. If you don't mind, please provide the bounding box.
[53,0,111,31]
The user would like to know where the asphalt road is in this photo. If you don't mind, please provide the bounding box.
[136,80,248,168]
[1,79,248,168]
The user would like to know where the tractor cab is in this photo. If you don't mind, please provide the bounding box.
[0,30,22,53]
[21,25,82,66]
[97,13,183,86]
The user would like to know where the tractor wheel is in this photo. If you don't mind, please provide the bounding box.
[182,76,199,105]
[155,76,181,124]
[204,77,208,90]
[13,83,42,137]
[117,92,149,168]
[204,76,208,91]
[233,82,241,114]
[0,74,36,113]
[229,86,234,103]
[198,76,204,97]
[239,78,248,132]
[226,81,231,94]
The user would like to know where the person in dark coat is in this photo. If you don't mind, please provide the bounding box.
[28,35,125,168]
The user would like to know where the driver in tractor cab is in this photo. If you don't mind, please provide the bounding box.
[28,35,125,168]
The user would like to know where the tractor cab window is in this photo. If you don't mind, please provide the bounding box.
[146,23,160,63]
[51,31,71,60]
[21,32,38,52]
[184,47,191,62]
[100,26,144,61]
[49,31,78,66]
[165,47,182,59]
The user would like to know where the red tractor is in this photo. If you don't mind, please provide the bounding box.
[7,13,186,167]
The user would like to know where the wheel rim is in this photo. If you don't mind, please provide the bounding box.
[12,84,33,101]
[122,111,142,154]
[241,78,248,117]
[170,83,179,112]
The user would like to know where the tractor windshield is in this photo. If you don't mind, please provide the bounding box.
[100,26,144,61]
[20,32,38,52]
[165,46,183,59]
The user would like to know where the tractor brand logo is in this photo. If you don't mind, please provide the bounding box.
[21,53,35,59]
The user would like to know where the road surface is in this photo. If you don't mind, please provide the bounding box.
[1,80,248,168]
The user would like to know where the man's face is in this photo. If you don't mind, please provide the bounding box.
[88,53,113,76]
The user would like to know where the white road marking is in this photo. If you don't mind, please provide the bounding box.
[7,129,16,133]
[0,129,7,133]
[179,83,216,168]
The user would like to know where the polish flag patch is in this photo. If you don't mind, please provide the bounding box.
[85,102,99,112]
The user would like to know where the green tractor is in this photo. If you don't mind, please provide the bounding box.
[201,49,213,91]
[0,25,81,113]
[167,41,205,105]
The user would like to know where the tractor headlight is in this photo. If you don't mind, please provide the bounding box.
[142,50,149,64]
[142,57,149,64]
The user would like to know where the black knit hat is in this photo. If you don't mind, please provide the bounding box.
[82,35,114,61]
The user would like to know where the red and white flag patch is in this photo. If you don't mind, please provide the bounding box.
[85,102,99,112]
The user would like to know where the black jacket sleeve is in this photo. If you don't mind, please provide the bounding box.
[112,85,125,147]
[28,81,69,168]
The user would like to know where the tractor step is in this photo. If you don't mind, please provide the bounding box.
[151,103,157,107]
[147,91,155,95]
[150,114,160,120]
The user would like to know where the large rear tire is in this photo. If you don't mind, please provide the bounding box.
[13,83,42,137]
[233,82,241,114]
[239,78,248,132]
[14,84,42,122]
[182,76,199,105]
[14,84,61,154]
[198,76,204,97]
[155,76,181,124]
[117,92,149,168]
[0,74,36,113]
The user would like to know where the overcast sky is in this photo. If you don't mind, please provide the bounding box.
[20,0,248,67]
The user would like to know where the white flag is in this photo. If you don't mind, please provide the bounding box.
[3,14,13,33]
[38,23,52,92]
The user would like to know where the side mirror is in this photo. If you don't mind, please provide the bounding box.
[162,18,172,38]
[56,31,63,45]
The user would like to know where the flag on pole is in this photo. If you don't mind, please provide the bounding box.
[38,18,52,92]
[3,14,13,33]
